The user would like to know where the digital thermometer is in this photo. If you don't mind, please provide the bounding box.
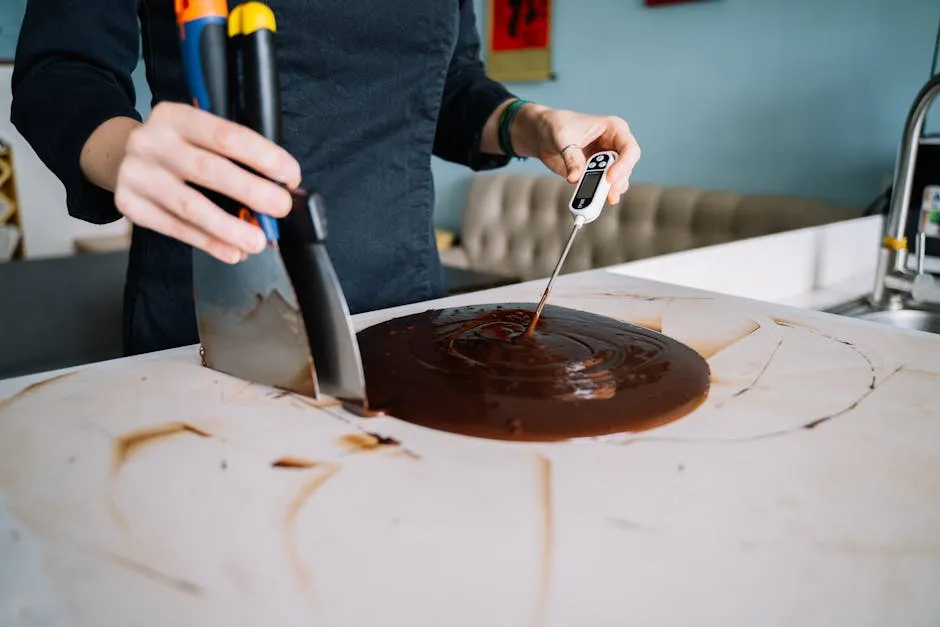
[569,150,618,225]
[525,150,619,335]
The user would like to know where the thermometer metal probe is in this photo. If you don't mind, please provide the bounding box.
[526,150,619,335]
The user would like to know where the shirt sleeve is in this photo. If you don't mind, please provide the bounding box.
[433,0,517,171]
[10,0,143,225]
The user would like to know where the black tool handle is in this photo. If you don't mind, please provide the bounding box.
[242,24,282,143]
[176,2,230,119]
[282,189,328,245]
[227,2,282,241]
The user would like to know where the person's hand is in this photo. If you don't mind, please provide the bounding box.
[518,105,641,205]
[113,102,302,263]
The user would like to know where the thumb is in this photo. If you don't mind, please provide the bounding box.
[560,145,585,183]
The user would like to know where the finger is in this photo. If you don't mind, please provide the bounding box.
[540,154,569,179]
[559,144,586,183]
[124,160,267,254]
[614,170,631,195]
[606,119,641,183]
[157,103,302,188]
[117,191,244,264]
[155,132,294,219]
[608,179,629,206]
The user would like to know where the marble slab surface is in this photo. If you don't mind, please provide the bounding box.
[1,269,939,627]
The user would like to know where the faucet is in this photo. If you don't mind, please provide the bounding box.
[870,73,940,309]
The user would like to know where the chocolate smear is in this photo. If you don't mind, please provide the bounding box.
[356,304,710,442]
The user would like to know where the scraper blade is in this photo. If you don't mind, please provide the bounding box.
[193,246,319,397]
[279,190,367,404]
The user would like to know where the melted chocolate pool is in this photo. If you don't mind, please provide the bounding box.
[356,303,710,442]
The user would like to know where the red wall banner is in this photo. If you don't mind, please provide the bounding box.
[645,0,711,6]
[491,0,550,52]
[486,0,553,82]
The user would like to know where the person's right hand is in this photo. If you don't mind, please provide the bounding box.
[114,102,302,263]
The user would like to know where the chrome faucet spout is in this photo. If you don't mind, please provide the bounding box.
[872,74,940,305]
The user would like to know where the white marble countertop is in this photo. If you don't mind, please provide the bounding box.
[1,268,939,627]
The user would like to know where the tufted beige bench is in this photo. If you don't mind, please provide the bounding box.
[439,173,864,281]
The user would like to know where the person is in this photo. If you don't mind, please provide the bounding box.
[11,0,640,356]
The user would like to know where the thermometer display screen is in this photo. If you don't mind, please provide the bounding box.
[575,171,603,201]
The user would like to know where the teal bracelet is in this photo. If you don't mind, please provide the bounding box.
[498,98,531,159]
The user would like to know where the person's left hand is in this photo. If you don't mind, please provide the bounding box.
[520,106,641,205]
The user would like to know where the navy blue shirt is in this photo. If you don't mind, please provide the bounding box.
[11,0,515,354]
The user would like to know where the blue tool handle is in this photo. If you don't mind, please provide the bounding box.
[179,17,230,118]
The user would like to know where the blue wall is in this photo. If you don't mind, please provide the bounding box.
[0,0,26,60]
[433,0,940,230]
[1,0,152,113]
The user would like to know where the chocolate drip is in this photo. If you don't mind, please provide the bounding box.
[356,304,710,442]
